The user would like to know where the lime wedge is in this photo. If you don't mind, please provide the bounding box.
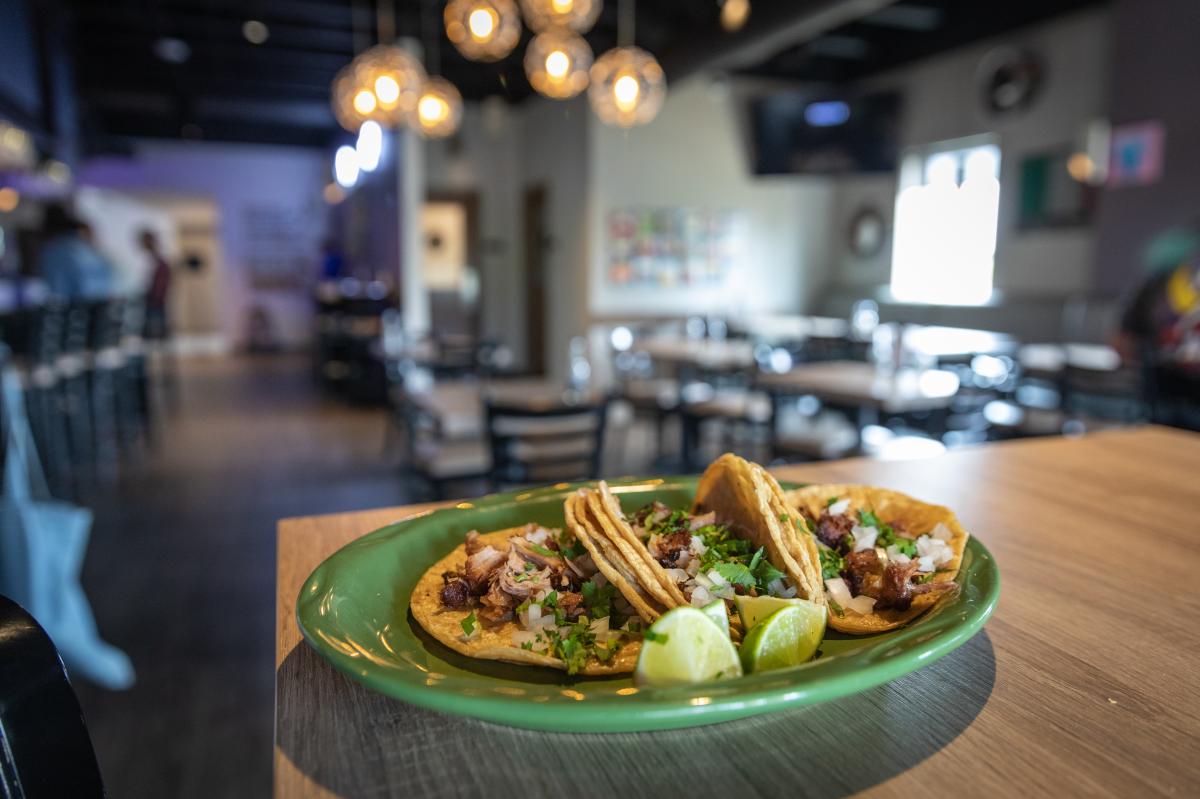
[739,604,826,674]
[634,607,743,687]
[699,599,730,638]
[734,594,826,632]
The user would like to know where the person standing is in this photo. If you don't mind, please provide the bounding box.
[140,229,171,339]
[36,204,115,301]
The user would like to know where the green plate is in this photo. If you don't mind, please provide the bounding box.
[296,476,999,732]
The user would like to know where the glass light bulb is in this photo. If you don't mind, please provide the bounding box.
[419,95,449,124]
[374,75,401,107]
[552,0,574,11]
[353,89,377,115]
[468,7,497,40]
[545,50,570,80]
[613,74,640,111]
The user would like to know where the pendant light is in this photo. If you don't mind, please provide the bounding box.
[331,2,425,132]
[524,28,593,99]
[519,0,603,33]
[444,0,522,62]
[588,0,666,127]
[414,77,464,138]
[416,1,463,138]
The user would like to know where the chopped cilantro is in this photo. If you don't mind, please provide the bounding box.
[581,579,617,619]
[714,561,756,589]
[751,556,785,589]
[917,572,937,584]
[528,543,557,557]
[778,513,790,524]
[819,547,845,580]
[858,508,883,530]
[826,496,839,508]
[542,590,558,609]
[890,537,918,557]
[748,547,764,573]
[643,630,669,644]
[515,599,531,614]
[460,612,477,636]
[827,598,845,617]
[520,641,534,651]
[523,561,536,572]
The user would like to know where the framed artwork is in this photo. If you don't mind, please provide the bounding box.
[1109,120,1165,187]
[606,207,740,288]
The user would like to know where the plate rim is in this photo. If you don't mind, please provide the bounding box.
[294,477,1001,731]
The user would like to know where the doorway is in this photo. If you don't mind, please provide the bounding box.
[422,191,480,343]
[522,184,547,375]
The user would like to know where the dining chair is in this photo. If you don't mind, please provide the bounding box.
[387,374,490,500]
[0,594,106,798]
[485,396,609,489]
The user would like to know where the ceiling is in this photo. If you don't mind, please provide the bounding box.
[63,0,1106,150]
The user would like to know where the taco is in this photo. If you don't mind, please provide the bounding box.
[573,455,825,633]
[787,484,968,634]
[410,520,642,675]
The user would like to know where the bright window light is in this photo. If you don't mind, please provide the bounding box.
[890,139,1000,305]
[356,121,383,172]
[334,145,359,189]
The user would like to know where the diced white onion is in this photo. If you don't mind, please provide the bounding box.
[712,584,735,600]
[690,586,712,606]
[690,535,707,556]
[589,617,609,638]
[511,630,537,646]
[916,534,954,566]
[685,558,701,577]
[826,577,877,615]
[780,584,798,599]
[828,498,851,516]
[665,568,689,584]
[930,522,954,542]
[706,569,728,586]
[852,525,878,552]
[674,549,691,569]
[885,545,911,564]
[693,572,713,589]
[917,555,935,572]
[690,511,716,530]
[532,614,557,631]
[767,578,786,597]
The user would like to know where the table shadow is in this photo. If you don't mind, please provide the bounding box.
[277,630,996,798]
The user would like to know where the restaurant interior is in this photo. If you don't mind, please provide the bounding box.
[1,0,1198,796]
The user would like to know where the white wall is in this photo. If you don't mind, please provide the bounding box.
[79,141,329,348]
[425,100,524,362]
[587,77,833,320]
[828,8,1111,303]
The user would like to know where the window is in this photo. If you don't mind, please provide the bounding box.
[890,138,1000,305]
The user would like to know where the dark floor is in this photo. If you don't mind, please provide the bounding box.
[74,355,416,798]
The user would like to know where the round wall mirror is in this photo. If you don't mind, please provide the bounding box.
[848,208,886,258]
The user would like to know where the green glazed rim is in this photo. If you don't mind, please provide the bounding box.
[296,476,1000,732]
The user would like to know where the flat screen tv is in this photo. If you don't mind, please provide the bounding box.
[749,90,902,175]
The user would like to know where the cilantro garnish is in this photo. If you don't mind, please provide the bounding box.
[826,496,839,508]
[819,547,845,580]
[714,561,756,589]
[643,630,669,644]
[827,598,845,617]
[523,561,536,572]
[460,612,477,636]
[542,591,558,609]
[917,572,937,584]
[778,513,790,524]
[581,579,617,619]
[520,641,534,650]
[528,543,557,557]
[752,556,785,589]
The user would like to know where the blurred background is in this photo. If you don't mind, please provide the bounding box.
[0,0,1197,795]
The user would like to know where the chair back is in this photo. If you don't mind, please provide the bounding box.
[486,396,608,487]
[0,594,106,798]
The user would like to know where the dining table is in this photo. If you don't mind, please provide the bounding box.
[275,425,1200,798]
[633,336,758,372]
[756,360,961,415]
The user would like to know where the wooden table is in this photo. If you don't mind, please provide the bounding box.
[275,426,1200,798]
[634,336,757,371]
[757,360,960,414]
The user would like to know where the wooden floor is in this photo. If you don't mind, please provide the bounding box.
[73,355,421,798]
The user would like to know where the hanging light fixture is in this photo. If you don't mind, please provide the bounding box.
[525,29,592,99]
[414,77,463,138]
[719,0,750,32]
[353,45,426,126]
[444,0,521,62]
[588,0,666,127]
[519,0,603,33]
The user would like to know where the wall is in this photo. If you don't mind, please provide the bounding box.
[78,141,329,348]
[1093,0,1200,296]
[424,100,524,361]
[588,77,833,321]
[823,8,1111,336]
